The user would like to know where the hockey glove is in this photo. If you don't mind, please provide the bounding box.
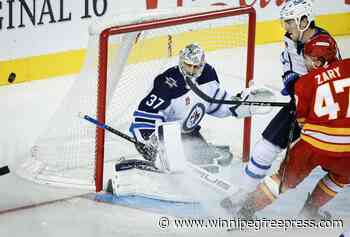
[281,71,299,96]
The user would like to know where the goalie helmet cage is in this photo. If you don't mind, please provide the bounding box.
[18,5,256,192]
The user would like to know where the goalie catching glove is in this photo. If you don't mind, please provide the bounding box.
[230,85,275,118]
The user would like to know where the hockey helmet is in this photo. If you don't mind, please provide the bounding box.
[179,43,205,79]
[280,0,314,31]
[304,34,338,67]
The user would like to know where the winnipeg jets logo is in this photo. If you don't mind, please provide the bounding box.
[165,77,178,88]
[189,110,201,124]
[182,103,205,132]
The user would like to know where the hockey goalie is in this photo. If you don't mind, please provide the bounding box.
[105,43,276,201]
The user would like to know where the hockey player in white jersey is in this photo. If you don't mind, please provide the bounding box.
[128,43,274,172]
[220,0,341,215]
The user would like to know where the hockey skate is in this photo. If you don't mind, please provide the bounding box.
[220,188,256,219]
[211,144,234,167]
[181,126,233,173]
[198,145,233,173]
[299,193,332,221]
[223,191,257,232]
[235,198,257,220]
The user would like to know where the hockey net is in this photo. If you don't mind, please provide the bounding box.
[18,6,256,191]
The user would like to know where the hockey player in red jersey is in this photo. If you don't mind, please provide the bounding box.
[220,0,342,212]
[233,34,350,220]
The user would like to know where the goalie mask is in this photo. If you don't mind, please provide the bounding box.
[280,0,314,33]
[304,34,337,70]
[179,44,205,80]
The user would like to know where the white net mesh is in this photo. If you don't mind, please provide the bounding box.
[17,6,253,190]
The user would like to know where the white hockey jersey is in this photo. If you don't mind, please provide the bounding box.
[280,27,341,77]
[280,35,308,76]
[129,63,235,142]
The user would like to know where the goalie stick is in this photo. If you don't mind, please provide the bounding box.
[80,114,234,194]
[80,113,155,161]
[185,77,289,107]
[81,113,137,145]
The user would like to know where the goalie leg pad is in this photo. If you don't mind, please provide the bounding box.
[107,159,163,196]
[115,159,161,173]
[156,122,187,172]
[111,158,194,202]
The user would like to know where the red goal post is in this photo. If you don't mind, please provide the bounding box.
[95,6,256,191]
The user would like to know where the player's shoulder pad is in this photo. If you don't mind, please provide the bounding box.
[195,63,219,85]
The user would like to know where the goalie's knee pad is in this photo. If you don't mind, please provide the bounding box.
[245,139,282,181]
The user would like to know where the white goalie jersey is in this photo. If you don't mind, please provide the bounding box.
[129,63,234,143]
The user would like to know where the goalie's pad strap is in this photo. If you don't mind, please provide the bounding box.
[115,159,162,173]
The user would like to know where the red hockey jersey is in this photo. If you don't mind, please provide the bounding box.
[294,58,350,153]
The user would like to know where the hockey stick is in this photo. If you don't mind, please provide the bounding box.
[80,113,155,161]
[81,114,234,194]
[81,113,138,145]
[0,166,10,176]
[278,103,297,194]
[185,77,289,107]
